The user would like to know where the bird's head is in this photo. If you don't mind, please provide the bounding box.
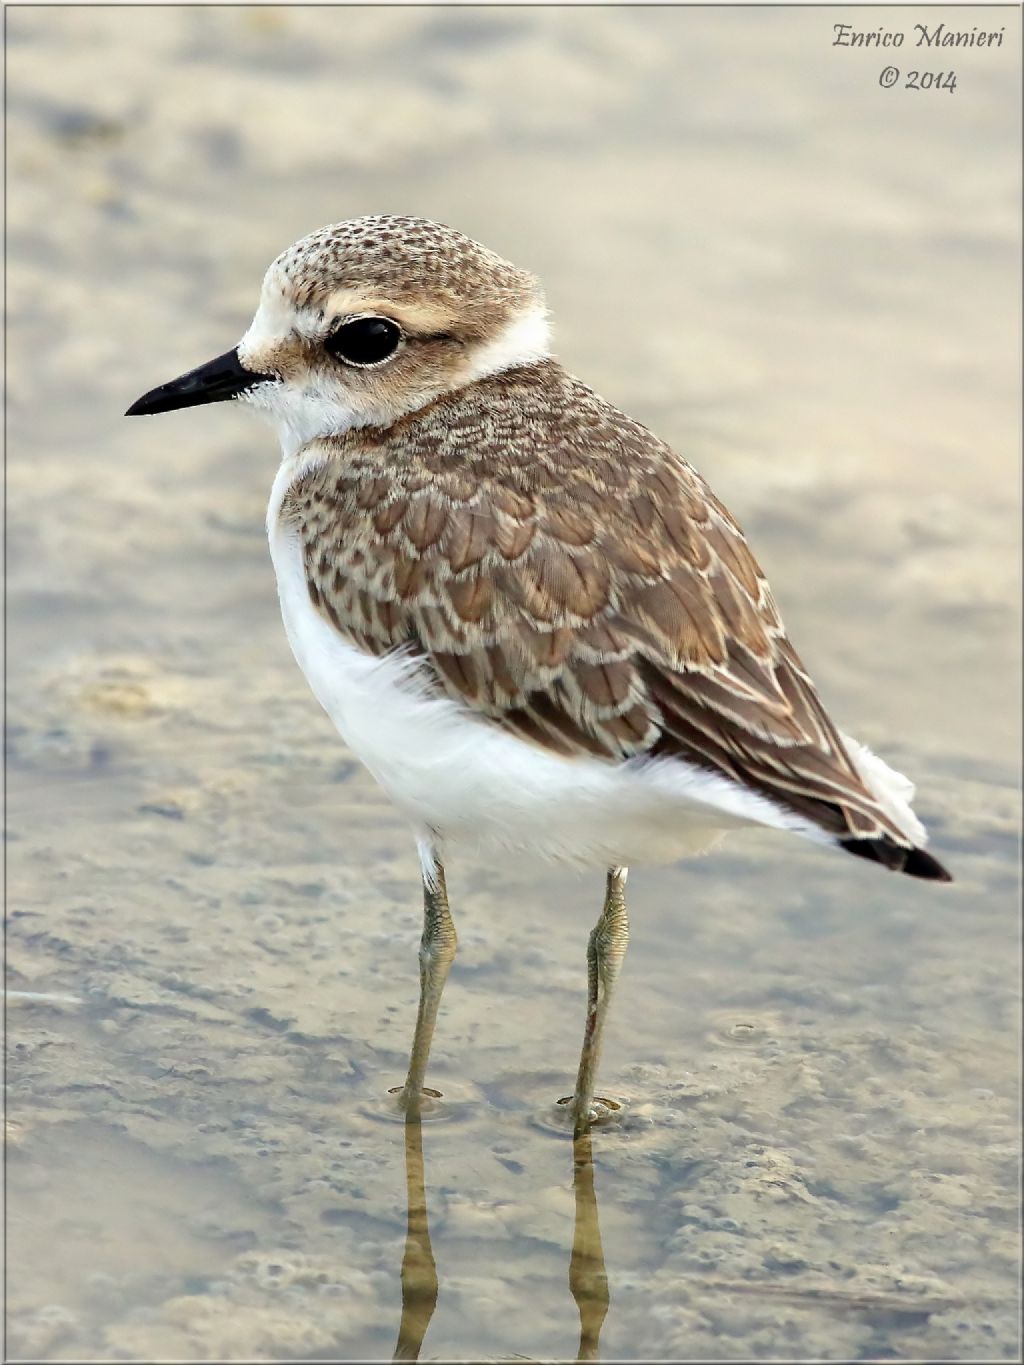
[126,215,550,454]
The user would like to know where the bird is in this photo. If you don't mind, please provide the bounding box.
[126,214,952,1135]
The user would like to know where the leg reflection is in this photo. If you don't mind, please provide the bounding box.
[393,1114,438,1362]
[392,1109,610,1361]
[569,1131,610,1361]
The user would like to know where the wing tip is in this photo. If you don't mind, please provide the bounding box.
[840,835,953,883]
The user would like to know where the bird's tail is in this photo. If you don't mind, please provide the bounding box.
[840,834,952,881]
[837,733,952,882]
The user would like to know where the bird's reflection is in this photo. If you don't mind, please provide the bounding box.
[392,1111,610,1362]
[568,1131,610,1360]
[393,1114,438,1362]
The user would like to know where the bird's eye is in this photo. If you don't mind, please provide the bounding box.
[325,316,402,367]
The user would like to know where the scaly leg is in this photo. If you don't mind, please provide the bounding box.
[400,842,457,1119]
[572,867,629,1136]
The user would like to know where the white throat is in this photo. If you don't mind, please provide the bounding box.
[244,382,351,461]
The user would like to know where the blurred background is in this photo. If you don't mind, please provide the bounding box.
[6,5,1021,1361]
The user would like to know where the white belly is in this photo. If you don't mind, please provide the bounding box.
[266,490,837,867]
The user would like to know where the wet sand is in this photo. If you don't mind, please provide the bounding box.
[6,6,1021,1360]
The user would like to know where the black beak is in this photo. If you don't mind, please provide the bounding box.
[125,348,274,416]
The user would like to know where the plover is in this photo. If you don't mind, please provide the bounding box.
[127,215,951,1134]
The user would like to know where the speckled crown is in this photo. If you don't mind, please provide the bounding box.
[270,215,544,324]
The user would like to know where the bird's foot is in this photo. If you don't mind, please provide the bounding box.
[556,1093,623,1135]
[380,1083,446,1123]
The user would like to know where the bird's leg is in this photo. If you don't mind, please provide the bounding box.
[400,844,457,1119]
[572,867,629,1136]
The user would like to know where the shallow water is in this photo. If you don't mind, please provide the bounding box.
[6,5,1021,1360]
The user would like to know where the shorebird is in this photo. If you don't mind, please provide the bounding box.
[127,215,952,1134]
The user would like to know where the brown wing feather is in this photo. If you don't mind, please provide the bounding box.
[280,360,910,846]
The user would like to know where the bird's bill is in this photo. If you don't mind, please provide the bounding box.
[125,348,272,416]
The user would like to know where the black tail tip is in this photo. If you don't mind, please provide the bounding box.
[841,836,953,883]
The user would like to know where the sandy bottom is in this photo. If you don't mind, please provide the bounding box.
[6,6,1021,1360]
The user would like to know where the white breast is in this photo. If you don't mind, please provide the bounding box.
[265,463,845,868]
